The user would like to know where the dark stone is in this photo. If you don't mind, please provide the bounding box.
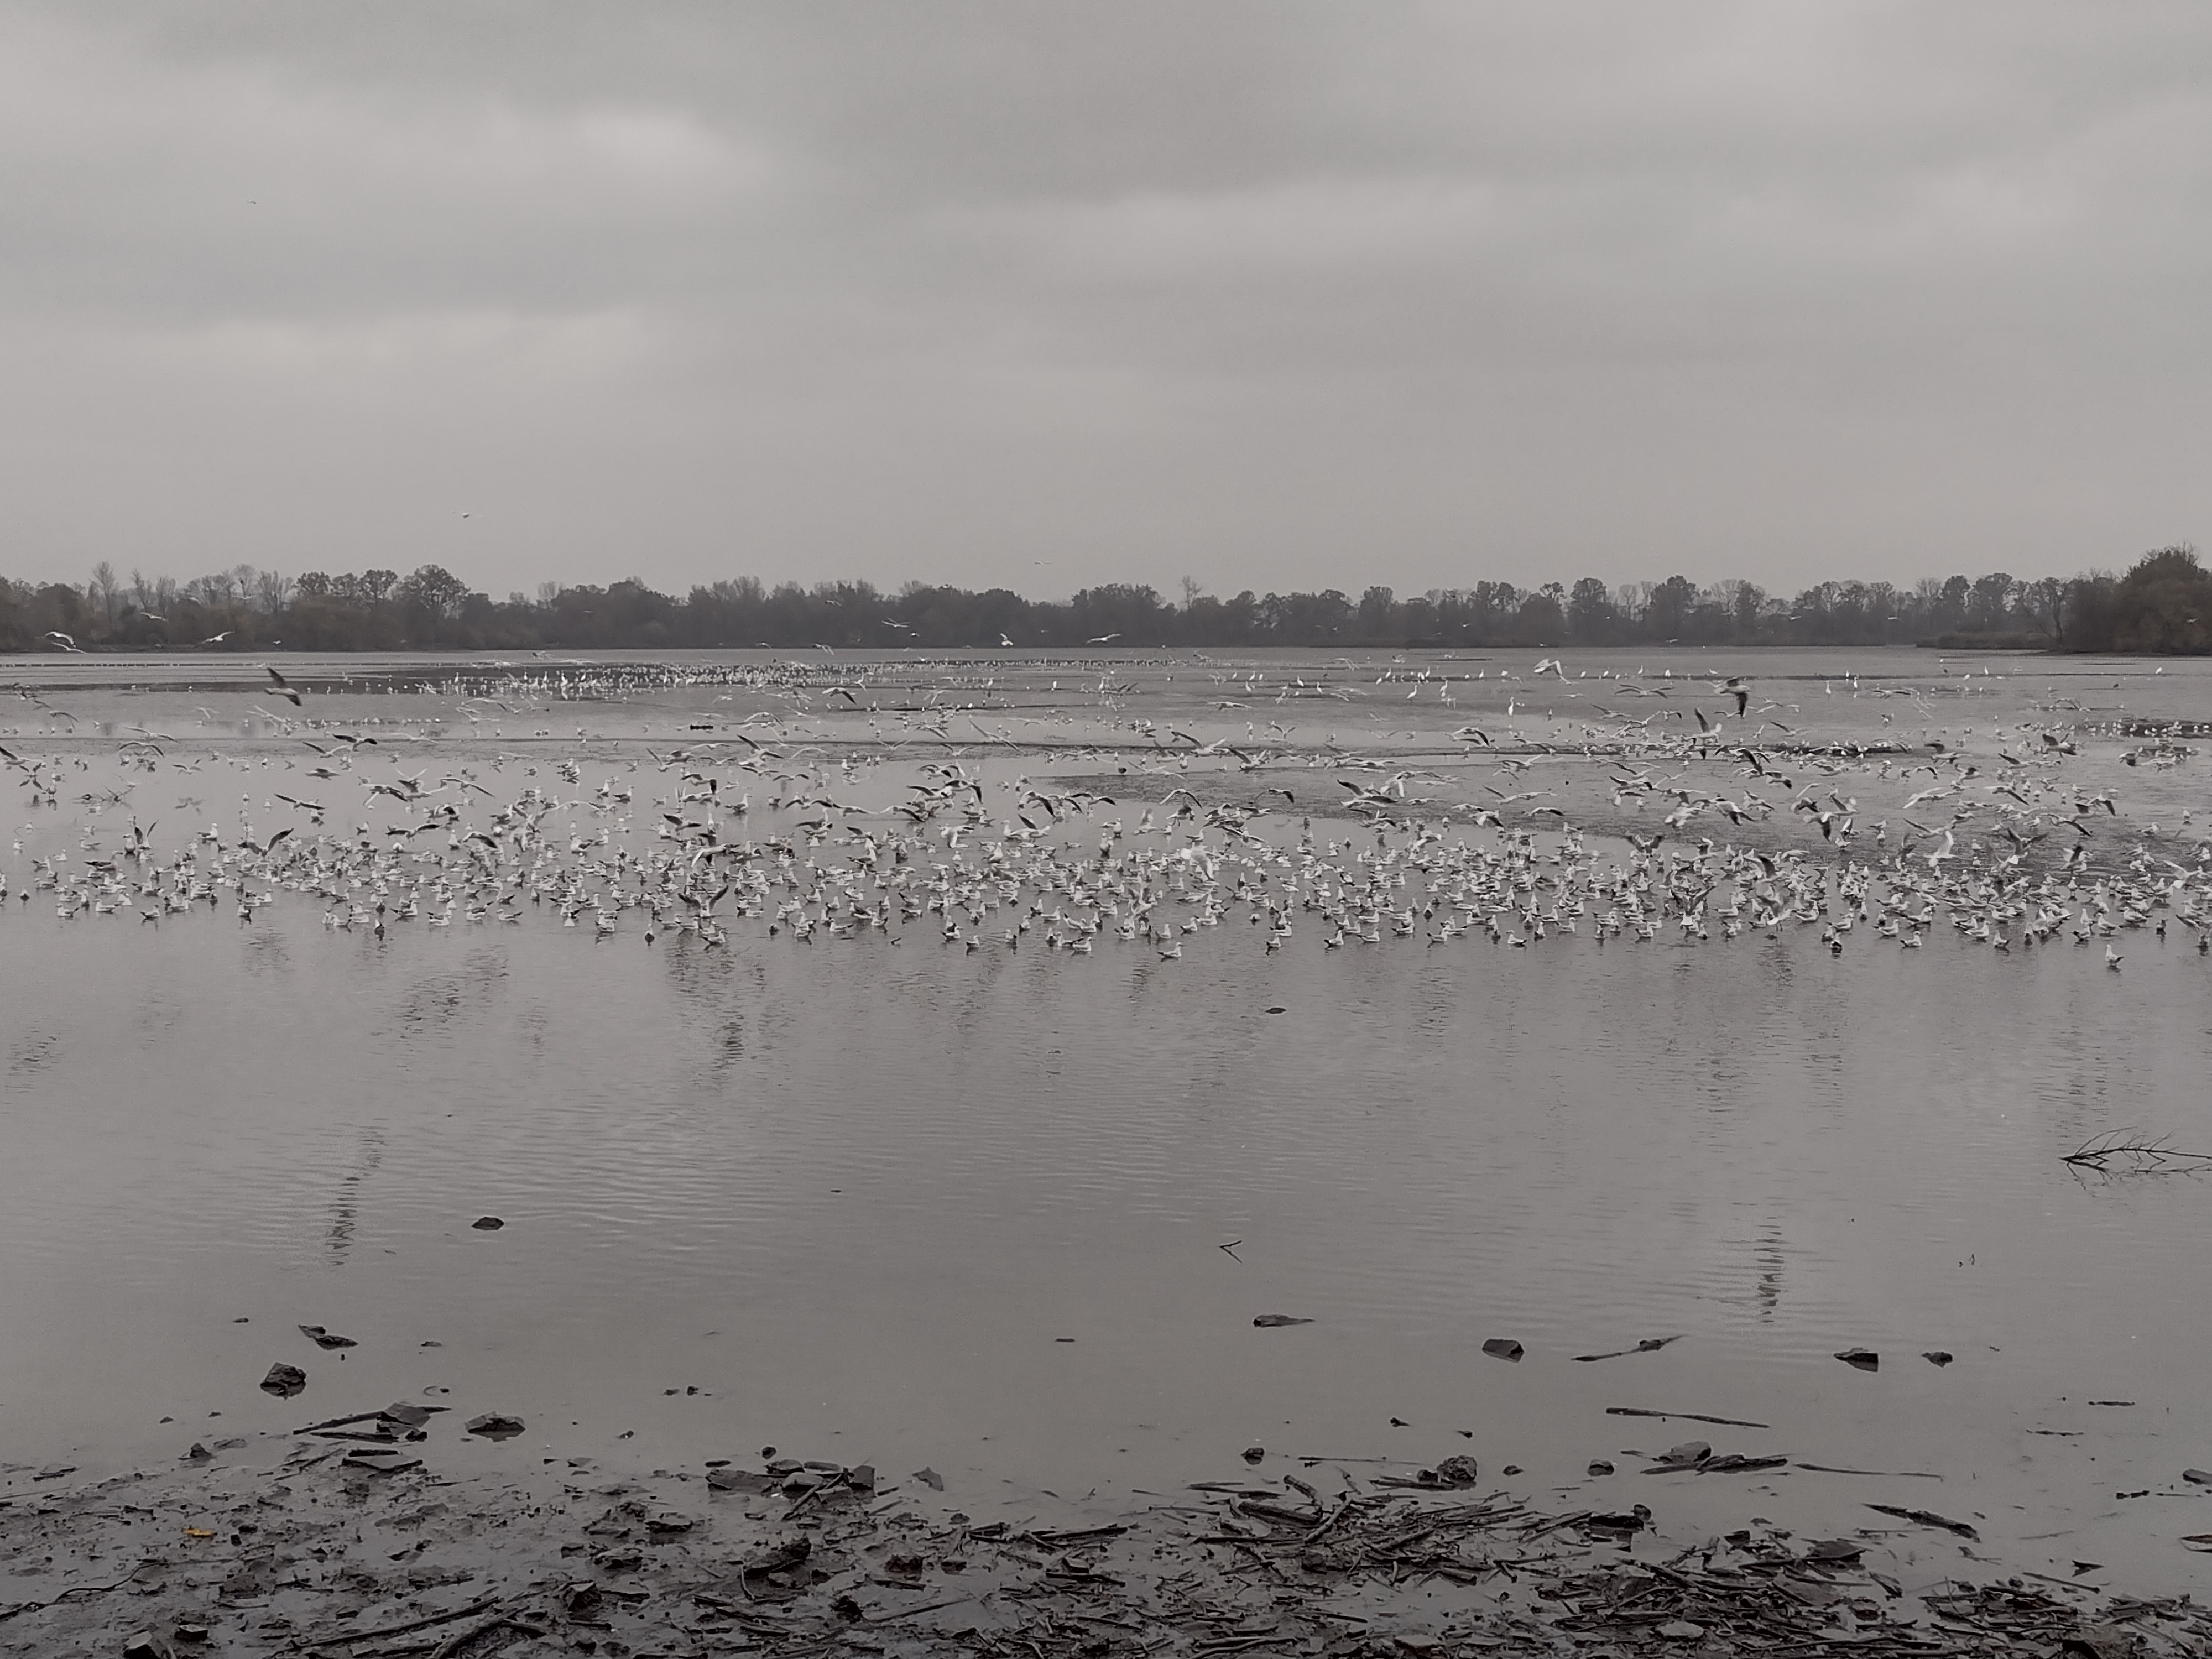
[1423,1455,1479,1488]
[259,1363,307,1399]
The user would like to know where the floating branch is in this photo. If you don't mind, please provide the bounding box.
[2062,1130,2212,1175]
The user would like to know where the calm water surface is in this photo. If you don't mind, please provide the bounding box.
[2,647,2209,1590]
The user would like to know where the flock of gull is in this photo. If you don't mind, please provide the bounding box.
[4,654,2209,973]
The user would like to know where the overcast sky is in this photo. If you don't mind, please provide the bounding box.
[4,3,2208,603]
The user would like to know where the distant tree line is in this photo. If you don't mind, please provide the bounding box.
[3,547,2206,655]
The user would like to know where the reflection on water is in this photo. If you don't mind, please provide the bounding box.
[1,646,2210,1590]
[326,1129,385,1264]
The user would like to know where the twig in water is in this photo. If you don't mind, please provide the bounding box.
[1573,1335,1685,1363]
[1606,1407,1771,1430]
[1866,1503,1979,1541]
[2062,1130,2212,1174]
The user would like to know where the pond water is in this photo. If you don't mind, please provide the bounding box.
[2,645,2209,1592]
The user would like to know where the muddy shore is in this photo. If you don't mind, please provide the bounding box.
[6,1417,2201,1659]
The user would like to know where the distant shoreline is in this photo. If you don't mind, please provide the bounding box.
[17,546,2212,655]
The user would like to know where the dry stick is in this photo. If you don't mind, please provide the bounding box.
[864,1595,972,1623]
[1029,1523,1130,1546]
[426,1617,505,1659]
[782,1467,851,1517]
[695,1595,788,1632]
[1517,1510,1595,1540]
[1606,1407,1771,1430]
[289,1595,500,1651]
[2015,1568,2098,1592]
[428,1613,543,1659]
[0,1570,151,1621]
[1865,1503,1979,1540]
[1300,1494,1360,1547]
[1213,1536,1292,1582]
[289,1411,389,1433]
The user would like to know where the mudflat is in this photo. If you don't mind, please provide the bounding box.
[6,1428,2197,1659]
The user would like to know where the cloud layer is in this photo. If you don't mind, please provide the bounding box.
[4,2,2208,598]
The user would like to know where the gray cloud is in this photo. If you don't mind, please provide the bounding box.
[4,2,2208,599]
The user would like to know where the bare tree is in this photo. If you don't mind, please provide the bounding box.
[89,561,119,624]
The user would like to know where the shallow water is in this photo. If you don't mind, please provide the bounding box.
[3,645,2210,1591]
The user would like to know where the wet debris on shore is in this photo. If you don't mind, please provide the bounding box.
[5,1434,2209,1659]
[1374,1454,1480,1490]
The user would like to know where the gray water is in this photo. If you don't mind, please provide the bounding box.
[2,645,2209,1591]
